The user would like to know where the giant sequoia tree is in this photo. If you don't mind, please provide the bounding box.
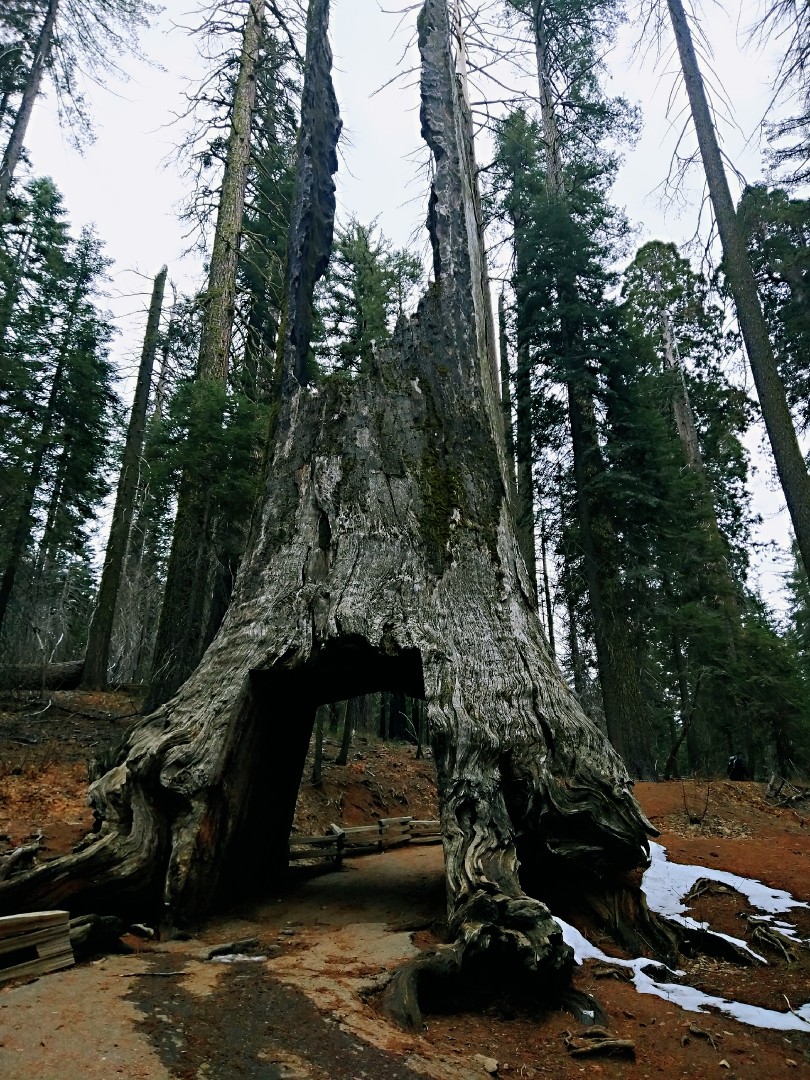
[0,0,665,1021]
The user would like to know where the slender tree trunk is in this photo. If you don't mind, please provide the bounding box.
[336,697,354,765]
[82,267,167,689]
[538,499,555,658]
[145,2,264,711]
[667,0,810,579]
[515,312,538,594]
[526,1,652,776]
[498,292,517,502]
[379,690,389,739]
[660,310,704,472]
[531,0,563,193]
[0,0,59,219]
[0,221,35,348]
[311,704,324,783]
[328,699,340,734]
[34,441,70,579]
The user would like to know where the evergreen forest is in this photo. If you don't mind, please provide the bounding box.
[2,0,810,784]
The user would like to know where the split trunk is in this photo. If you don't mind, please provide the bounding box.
[0,0,659,1021]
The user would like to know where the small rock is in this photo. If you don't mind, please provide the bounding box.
[786,1061,798,1068]
[719,1060,730,1069]
[474,1054,499,1075]
[129,923,156,939]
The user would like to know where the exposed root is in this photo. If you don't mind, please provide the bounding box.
[380,888,573,1030]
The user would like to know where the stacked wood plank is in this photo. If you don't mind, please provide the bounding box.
[338,824,382,855]
[379,816,413,848]
[0,910,74,985]
[288,828,345,866]
[410,819,441,843]
[288,816,442,866]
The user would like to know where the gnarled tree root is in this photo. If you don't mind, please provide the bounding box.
[0,787,165,919]
[380,888,573,1029]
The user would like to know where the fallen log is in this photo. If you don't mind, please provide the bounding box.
[0,660,84,691]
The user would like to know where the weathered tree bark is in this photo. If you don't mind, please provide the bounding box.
[82,267,167,690]
[514,293,539,598]
[144,0,265,712]
[0,0,58,218]
[0,0,662,1022]
[538,500,555,658]
[280,0,340,390]
[667,0,810,580]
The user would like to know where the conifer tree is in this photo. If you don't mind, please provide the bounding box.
[0,0,157,218]
[145,0,266,711]
[81,265,167,689]
[737,184,810,435]
[493,0,654,775]
[0,182,117,658]
[314,217,423,374]
[663,0,810,581]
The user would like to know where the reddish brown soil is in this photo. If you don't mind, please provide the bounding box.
[1,690,809,1079]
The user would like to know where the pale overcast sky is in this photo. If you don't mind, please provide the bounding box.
[17,0,799,608]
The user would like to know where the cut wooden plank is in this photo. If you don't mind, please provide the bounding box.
[0,924,71,957]
[288,829,345,867]
[289,834,343,847]
[380,818,412,849]
[0,910,68,938]
[0,910,73,985]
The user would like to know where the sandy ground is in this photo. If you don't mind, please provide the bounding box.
[0,691,809,1078]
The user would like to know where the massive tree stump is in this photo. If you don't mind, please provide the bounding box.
[0,0,659,1019]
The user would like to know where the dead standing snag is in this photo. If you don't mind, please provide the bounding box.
[0,0,662,1020]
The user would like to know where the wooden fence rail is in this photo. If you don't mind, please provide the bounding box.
[288,816,441,867]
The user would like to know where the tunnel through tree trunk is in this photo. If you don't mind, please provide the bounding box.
[0,0,666,1021]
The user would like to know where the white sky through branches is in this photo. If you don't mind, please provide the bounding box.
[18,0,801,611]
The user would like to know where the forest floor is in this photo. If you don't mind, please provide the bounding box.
[0,688,809,1079]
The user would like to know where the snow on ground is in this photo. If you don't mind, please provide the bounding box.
[554,842,810,1032]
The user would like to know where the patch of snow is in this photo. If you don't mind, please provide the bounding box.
[210,954,267,964]
[643,842,808,919]
[552,841,810,1033]
[555,917,810,1032]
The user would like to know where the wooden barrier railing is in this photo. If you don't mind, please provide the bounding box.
[288,816,441,867]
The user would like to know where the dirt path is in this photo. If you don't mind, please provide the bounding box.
[1,697,809,1078]
[2,827,809,1079]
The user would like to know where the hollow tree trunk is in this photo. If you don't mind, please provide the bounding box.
[0,0,657,1022]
